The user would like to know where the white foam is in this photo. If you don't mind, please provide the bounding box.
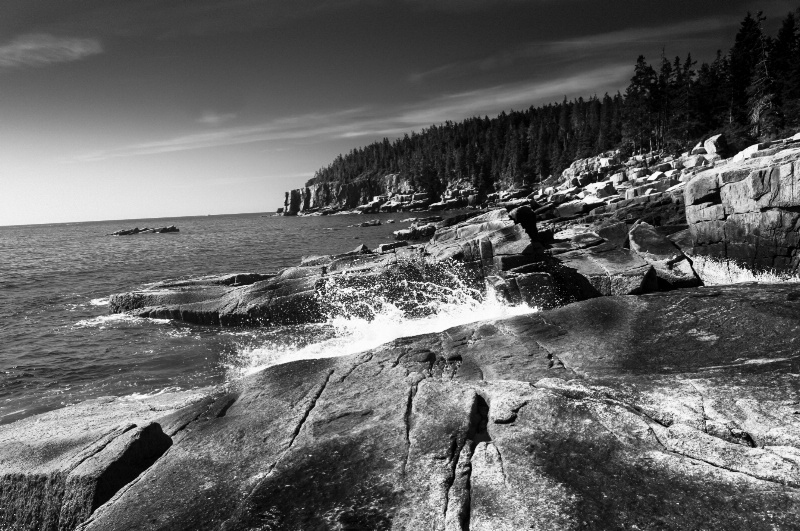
[73,313,171,329]
[692,256,800,285]
[89,297,110,306]
[226,289,536,379]
[123,387,183,400]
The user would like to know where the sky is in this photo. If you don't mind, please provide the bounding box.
[0,0,796,225]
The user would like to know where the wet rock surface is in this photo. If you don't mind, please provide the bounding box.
[5,284,800,530]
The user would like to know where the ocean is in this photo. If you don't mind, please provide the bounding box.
[0,211,530,425]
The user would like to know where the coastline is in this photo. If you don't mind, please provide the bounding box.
[4,135,800,530]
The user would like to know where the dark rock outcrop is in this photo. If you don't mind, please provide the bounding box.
[685,133,800,273]
[109,226,179,236]
[5,284,800,530]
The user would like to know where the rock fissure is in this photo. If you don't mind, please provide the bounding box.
[494,401,529,425]
[337,355,373,383]
[669,448,800,488]
[686,381,708,433]
[402,383,415,477]
[493,443,508,486]
[267,369,334,478]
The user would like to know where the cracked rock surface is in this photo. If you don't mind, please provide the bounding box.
[3,283,800,530]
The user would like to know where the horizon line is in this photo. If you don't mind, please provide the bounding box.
[0,210,282,229]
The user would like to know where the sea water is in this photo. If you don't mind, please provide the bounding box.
[0,211,532,425]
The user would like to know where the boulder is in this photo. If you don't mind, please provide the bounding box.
[508,205,537,239]
[683,155,708,169]
[555,200,586,218]
[610,172,626,185]
[704,134,728,156]
[394,224,437,241]
[556,243,658,297]
[375,241,409,253]
[628,222,700,289]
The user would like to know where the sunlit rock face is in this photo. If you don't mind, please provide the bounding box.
[685,133,800,273]
[6,284,800,531]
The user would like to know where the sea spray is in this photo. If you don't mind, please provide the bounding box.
[691,256,800,285]
[224,259,535,378]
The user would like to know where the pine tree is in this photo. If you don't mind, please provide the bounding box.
[623,56,657,153]
[747,17,778,139]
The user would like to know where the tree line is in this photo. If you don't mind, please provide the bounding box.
[309,9,800,198]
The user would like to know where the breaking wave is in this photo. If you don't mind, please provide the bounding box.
[73,313,172,329]
[692,256,800,285]
[224,260,535,379]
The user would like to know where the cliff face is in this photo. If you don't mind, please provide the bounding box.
[282,173,417,214]
[685,132,800,273]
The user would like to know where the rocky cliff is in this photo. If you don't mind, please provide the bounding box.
[685,132,800,273]
[282,173,420,215]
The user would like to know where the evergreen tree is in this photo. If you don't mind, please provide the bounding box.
[746,16,778,138]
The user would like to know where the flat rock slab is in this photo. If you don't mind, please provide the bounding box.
[5,284,800,530]
[556,243,657,296]
[0,390,211,531]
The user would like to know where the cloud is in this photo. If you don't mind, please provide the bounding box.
[401,0,531,11]
[196,111,238,125]
[0,33,102,70]
[16,0,371,39]
[73,64,632,162]
[410,15,738,83]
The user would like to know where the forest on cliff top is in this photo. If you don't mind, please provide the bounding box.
[308,10,800,198]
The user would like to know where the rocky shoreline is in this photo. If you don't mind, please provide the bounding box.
[3,133,800,530]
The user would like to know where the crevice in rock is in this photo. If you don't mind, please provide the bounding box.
[668,448,799,488]
[494,400,529,425]
[467,395,491,444]
[209,393,238,419]
[402,383,416,476]
[337,354,373,383]
[494,443,508,486]
[531,333,571,373]
[443,392,490,530]
[90,423,173,512]
[686,381,707,433]
[286,370,334,454]
[391,350,408,368]
[443,439,474,531]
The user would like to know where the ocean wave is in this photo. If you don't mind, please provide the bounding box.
[73,313,172,329]
[225,282,535,380]
[89,297,110,306]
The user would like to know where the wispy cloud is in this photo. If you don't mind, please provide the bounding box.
[73,64,631,162]
[196,111,238,125]
[0,34,102,70]
[410,15,738,83]
[72,108,371,161]
[402,0,531,11]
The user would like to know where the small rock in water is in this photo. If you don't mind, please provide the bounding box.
[109,225,179,236]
